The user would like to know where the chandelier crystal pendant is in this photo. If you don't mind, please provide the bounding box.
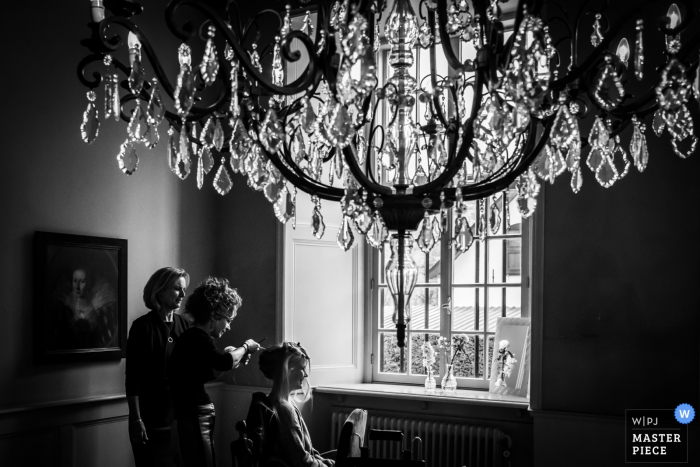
[79,0,700,348]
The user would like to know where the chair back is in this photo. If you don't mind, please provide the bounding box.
[336,409,368,459]
[245,392,278,461]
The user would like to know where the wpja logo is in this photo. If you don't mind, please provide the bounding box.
[625,405,694,463]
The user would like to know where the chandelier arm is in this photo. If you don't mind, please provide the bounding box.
[551,0,696,90]
[241,9,282,44]
[97,17,180,98]
[263,145,345,202]
[225,0,242,36]
[572,0,610,68]
[77,54,121,89]
[411,67,486,195]
[344,144,393,196]
[435,0,471,73]
[164,0,319,96]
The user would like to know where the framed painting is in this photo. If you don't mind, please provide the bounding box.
[488,317,531,398]
[34,231,127,361]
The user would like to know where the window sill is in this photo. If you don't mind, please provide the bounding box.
[312,383,529,410]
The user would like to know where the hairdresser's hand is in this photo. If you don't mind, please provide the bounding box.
[244,339,261,353]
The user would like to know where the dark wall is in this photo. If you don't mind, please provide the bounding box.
[0,0,221,407]
[542,127,700,414]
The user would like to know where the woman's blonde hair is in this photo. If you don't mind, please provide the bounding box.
[258,342,312,409]
[143,267,190,311]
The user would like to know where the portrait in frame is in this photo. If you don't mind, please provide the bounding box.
[488,317,531,398]
[34,231,127,362]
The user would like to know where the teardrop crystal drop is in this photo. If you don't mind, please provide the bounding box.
[570,167,583,193]
[590,14,603,47]
[81,91,99,144]
[143,118,159,149]
[311,206,326,239]
[213,119,225,152]
[201,117,216,149]
[147,78,165,124]
[366,212,389,249]
[168,127,179,175]
[200,26,219,86]
[635,20,644,80]
[196,154,204,189]
[264,177,284,204]
[273,185,295,223]
[128,48,145,95]
[337,215,355,252]
[258,110,284,153]
[177,126,192,180]
[213,157,233,195]
[453,216,474,253]
[117,139,138,175]
[200,146,214,174]
[127,103,148,142]
[489,195,502,234]
[353,204,374,235]
[105,74,120,121]
[595,154,619,188]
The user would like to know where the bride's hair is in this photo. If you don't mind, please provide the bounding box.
[258,342,312,409]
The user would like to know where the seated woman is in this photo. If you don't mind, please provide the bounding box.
[258,342,334,467]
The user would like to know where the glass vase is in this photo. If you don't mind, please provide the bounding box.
[424,367,436,392]
[441,363,457,394]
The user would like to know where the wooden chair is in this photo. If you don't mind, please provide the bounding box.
[338,429,425,467]
[336,409,368,459]
[231,392,288,467]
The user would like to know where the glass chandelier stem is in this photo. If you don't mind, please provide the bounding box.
[397,229,406,346]
[386,0,419,190]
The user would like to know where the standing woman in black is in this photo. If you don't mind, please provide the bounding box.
[168,277,261,467]
[126,267,190,466]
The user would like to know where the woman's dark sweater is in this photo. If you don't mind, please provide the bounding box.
[168,327,234,418]
[125,310,189,427]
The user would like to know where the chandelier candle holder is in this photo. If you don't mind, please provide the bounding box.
[79,0,700,348]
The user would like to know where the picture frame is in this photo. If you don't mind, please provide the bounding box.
[488,317,531,398]
[34,231,127,362]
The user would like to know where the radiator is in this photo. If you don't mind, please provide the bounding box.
[330,412,512,467]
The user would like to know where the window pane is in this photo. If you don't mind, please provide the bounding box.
[452,240,484,284]
[408,287,440,331]
[505,286,521,318]
[482,336,495,379]
[379,333,404,374]
[505,238,521,283]
[452,334,476,378]
[487,239,504,284]
[452,287,483,332]
[409,333,439,375]
[379,287,393,329]
[487,287,503,331]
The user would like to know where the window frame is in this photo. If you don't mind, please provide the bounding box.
[368,206,533,389]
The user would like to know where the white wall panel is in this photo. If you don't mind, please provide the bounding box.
[284,195,364,384]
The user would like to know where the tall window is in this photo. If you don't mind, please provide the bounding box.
[371,194,529,388]
[370,32,529,389]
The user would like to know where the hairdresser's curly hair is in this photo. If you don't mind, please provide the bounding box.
[185,277,242,325]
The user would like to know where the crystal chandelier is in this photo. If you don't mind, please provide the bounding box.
[79,0,699,348]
